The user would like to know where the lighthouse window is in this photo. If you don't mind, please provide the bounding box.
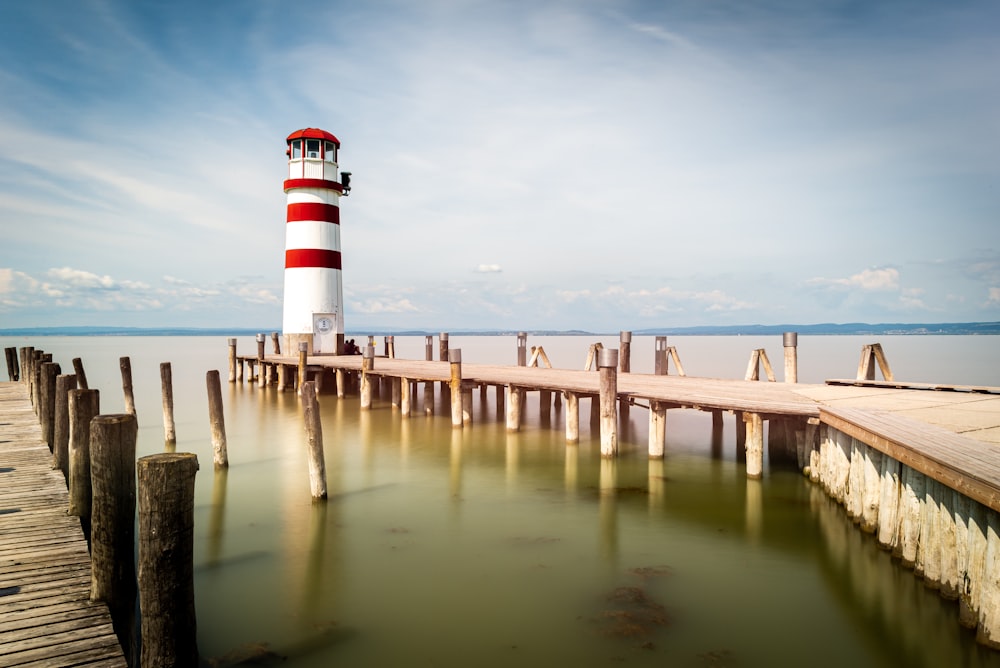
[306,139,320,158]
[324,141,336,163]
[291,140,302,159]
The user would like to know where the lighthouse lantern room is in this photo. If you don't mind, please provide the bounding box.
[281,128,351,355]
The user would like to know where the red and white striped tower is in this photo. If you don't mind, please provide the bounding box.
[282,128,351,354]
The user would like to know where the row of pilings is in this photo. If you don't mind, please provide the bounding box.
[8,345,200,668]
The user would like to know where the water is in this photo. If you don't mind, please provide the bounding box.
[3,334,1000,667]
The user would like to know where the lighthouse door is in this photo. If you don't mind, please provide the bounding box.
[312,313,338,354]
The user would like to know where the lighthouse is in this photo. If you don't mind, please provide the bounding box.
[281,128,351,355]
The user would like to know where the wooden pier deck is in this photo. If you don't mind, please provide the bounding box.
[0,383,127,668]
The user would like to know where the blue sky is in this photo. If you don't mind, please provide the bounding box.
[1,0,997,331]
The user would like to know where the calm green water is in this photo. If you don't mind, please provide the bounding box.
[4,334,1000,667]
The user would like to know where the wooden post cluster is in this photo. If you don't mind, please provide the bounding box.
[813,423,1000,649]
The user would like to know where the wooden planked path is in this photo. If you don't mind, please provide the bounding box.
[0,383,127,668]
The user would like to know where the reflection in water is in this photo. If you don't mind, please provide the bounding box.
[745,478,763,543]
[599,458,618,566]
[207,468,228,566]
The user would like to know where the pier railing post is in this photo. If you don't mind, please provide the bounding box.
[90,413,138,660]
[137,452,200,668]
[654,336,667,376]
[783,332,798,383]
[517,332,527,367]
[3,346,17,381]
[206,370,228,468]
[449,349,464,428]
[301,381,328,499]
[40,361,61,450]
[72,357,89,390]
[161,362,176,446]
[256,333,266,388]
[271,331,281,355]
[68,388,100,537]
[598,348,619,457]
[424,335,434,414]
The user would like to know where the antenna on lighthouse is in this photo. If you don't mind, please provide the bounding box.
[281,127,347,356]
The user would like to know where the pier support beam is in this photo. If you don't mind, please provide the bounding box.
[648,400,665,459]
[565,392,579,443]
[360,346,374,410]
[449,349,463,428]
[506,385,522,432]
[598,348,619,458]
[744,412,763,478]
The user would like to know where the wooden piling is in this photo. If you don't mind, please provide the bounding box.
[517,332,527,366]
[70,357,88,389]
[899,465,925,570]
[439,332,449,362]
[297,342,308,395]
[964,501,988,629]
[89,413,138,659]
[506,385,522,432]
[783,332,798,383]
[4,346,17,381]
[68,388,100,532]
[53,373,77,479]
[877,455,902,551]
[360,346,374,410]
[256,333,266,388]
[597,348,618,458]
[227,338,237,382]
[301,381,328,499]
[565,392,579,443]
[401,378,412,418]
[39,361,60,450]
[744,412,763,478]
[206,370,228,468]
[978,510,1000,648]
[449,349,463,428]
[271,331,281,355]
[648,400,666,458]
[137,452,200,668]
[654,336,667,376]
[161,362,176,445]
[120,356,136,416]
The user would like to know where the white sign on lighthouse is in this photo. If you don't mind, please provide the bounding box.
[281,128,351,355]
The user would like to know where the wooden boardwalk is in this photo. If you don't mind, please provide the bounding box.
[0,383,127,668]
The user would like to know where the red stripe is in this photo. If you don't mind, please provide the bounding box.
[286,203,340,223]
[284,178,344,193]
[285,249,342,270]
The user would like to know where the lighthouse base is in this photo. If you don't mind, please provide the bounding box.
[283,333,345,356]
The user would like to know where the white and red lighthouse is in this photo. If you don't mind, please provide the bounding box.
[281,128,351,355]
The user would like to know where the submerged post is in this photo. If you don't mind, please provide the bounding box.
[783,332,798,383]
[301,381,328,499]
[206,370,228,468]
[89,413,138,659]
[137,452,200,668]
[161,362,176,445]
[598,348,619,457]
[120,356,136,416]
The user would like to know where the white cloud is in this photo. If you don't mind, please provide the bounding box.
[987,287,1000,306]
[809,267,900,291]
[476,264,502,273]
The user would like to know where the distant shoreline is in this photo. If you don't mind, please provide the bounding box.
[2,322,999,337]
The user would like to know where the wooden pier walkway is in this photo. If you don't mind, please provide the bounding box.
[0,383,127,668]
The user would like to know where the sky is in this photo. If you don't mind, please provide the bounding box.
[0,0,998,332]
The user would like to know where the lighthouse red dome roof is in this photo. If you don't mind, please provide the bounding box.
[287,128,340,145]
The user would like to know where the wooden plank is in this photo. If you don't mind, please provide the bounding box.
[827,378,1000,394]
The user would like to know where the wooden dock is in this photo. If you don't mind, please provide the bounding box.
[0,383,127,668]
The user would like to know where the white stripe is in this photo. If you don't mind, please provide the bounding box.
[285,220,340,250]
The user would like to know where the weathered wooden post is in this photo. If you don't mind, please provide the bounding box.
[119,356,136,416]
[648,400,666,459]
[653,336,667,376]
[68,388,100,536]
[439,332,449,362]
[206,370,228,468]
[271,331,281,355]
[449,349,464,428]
[517,332,527,366]
[161,362,176,446]
[401,378,412,418]
[40,361,61,450]
[744,412,764,478]
[506,385,522,432]
[4,346,17,381]
[71,357,88,389]
[565,392,579,443]
[387,335,395,359]
[19,346,32,385]
[256,333,266,388]
[360,345,374,410]
[783,332,798,383]
[53,373,77,479]
[137,452,200,668]
[423,335,434,415]
[619,331,631,420]
[300,381,328,499]
[598,348,619,457]
[90,413,138,659]
[227,338,238,382]
[297,341,308,395]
